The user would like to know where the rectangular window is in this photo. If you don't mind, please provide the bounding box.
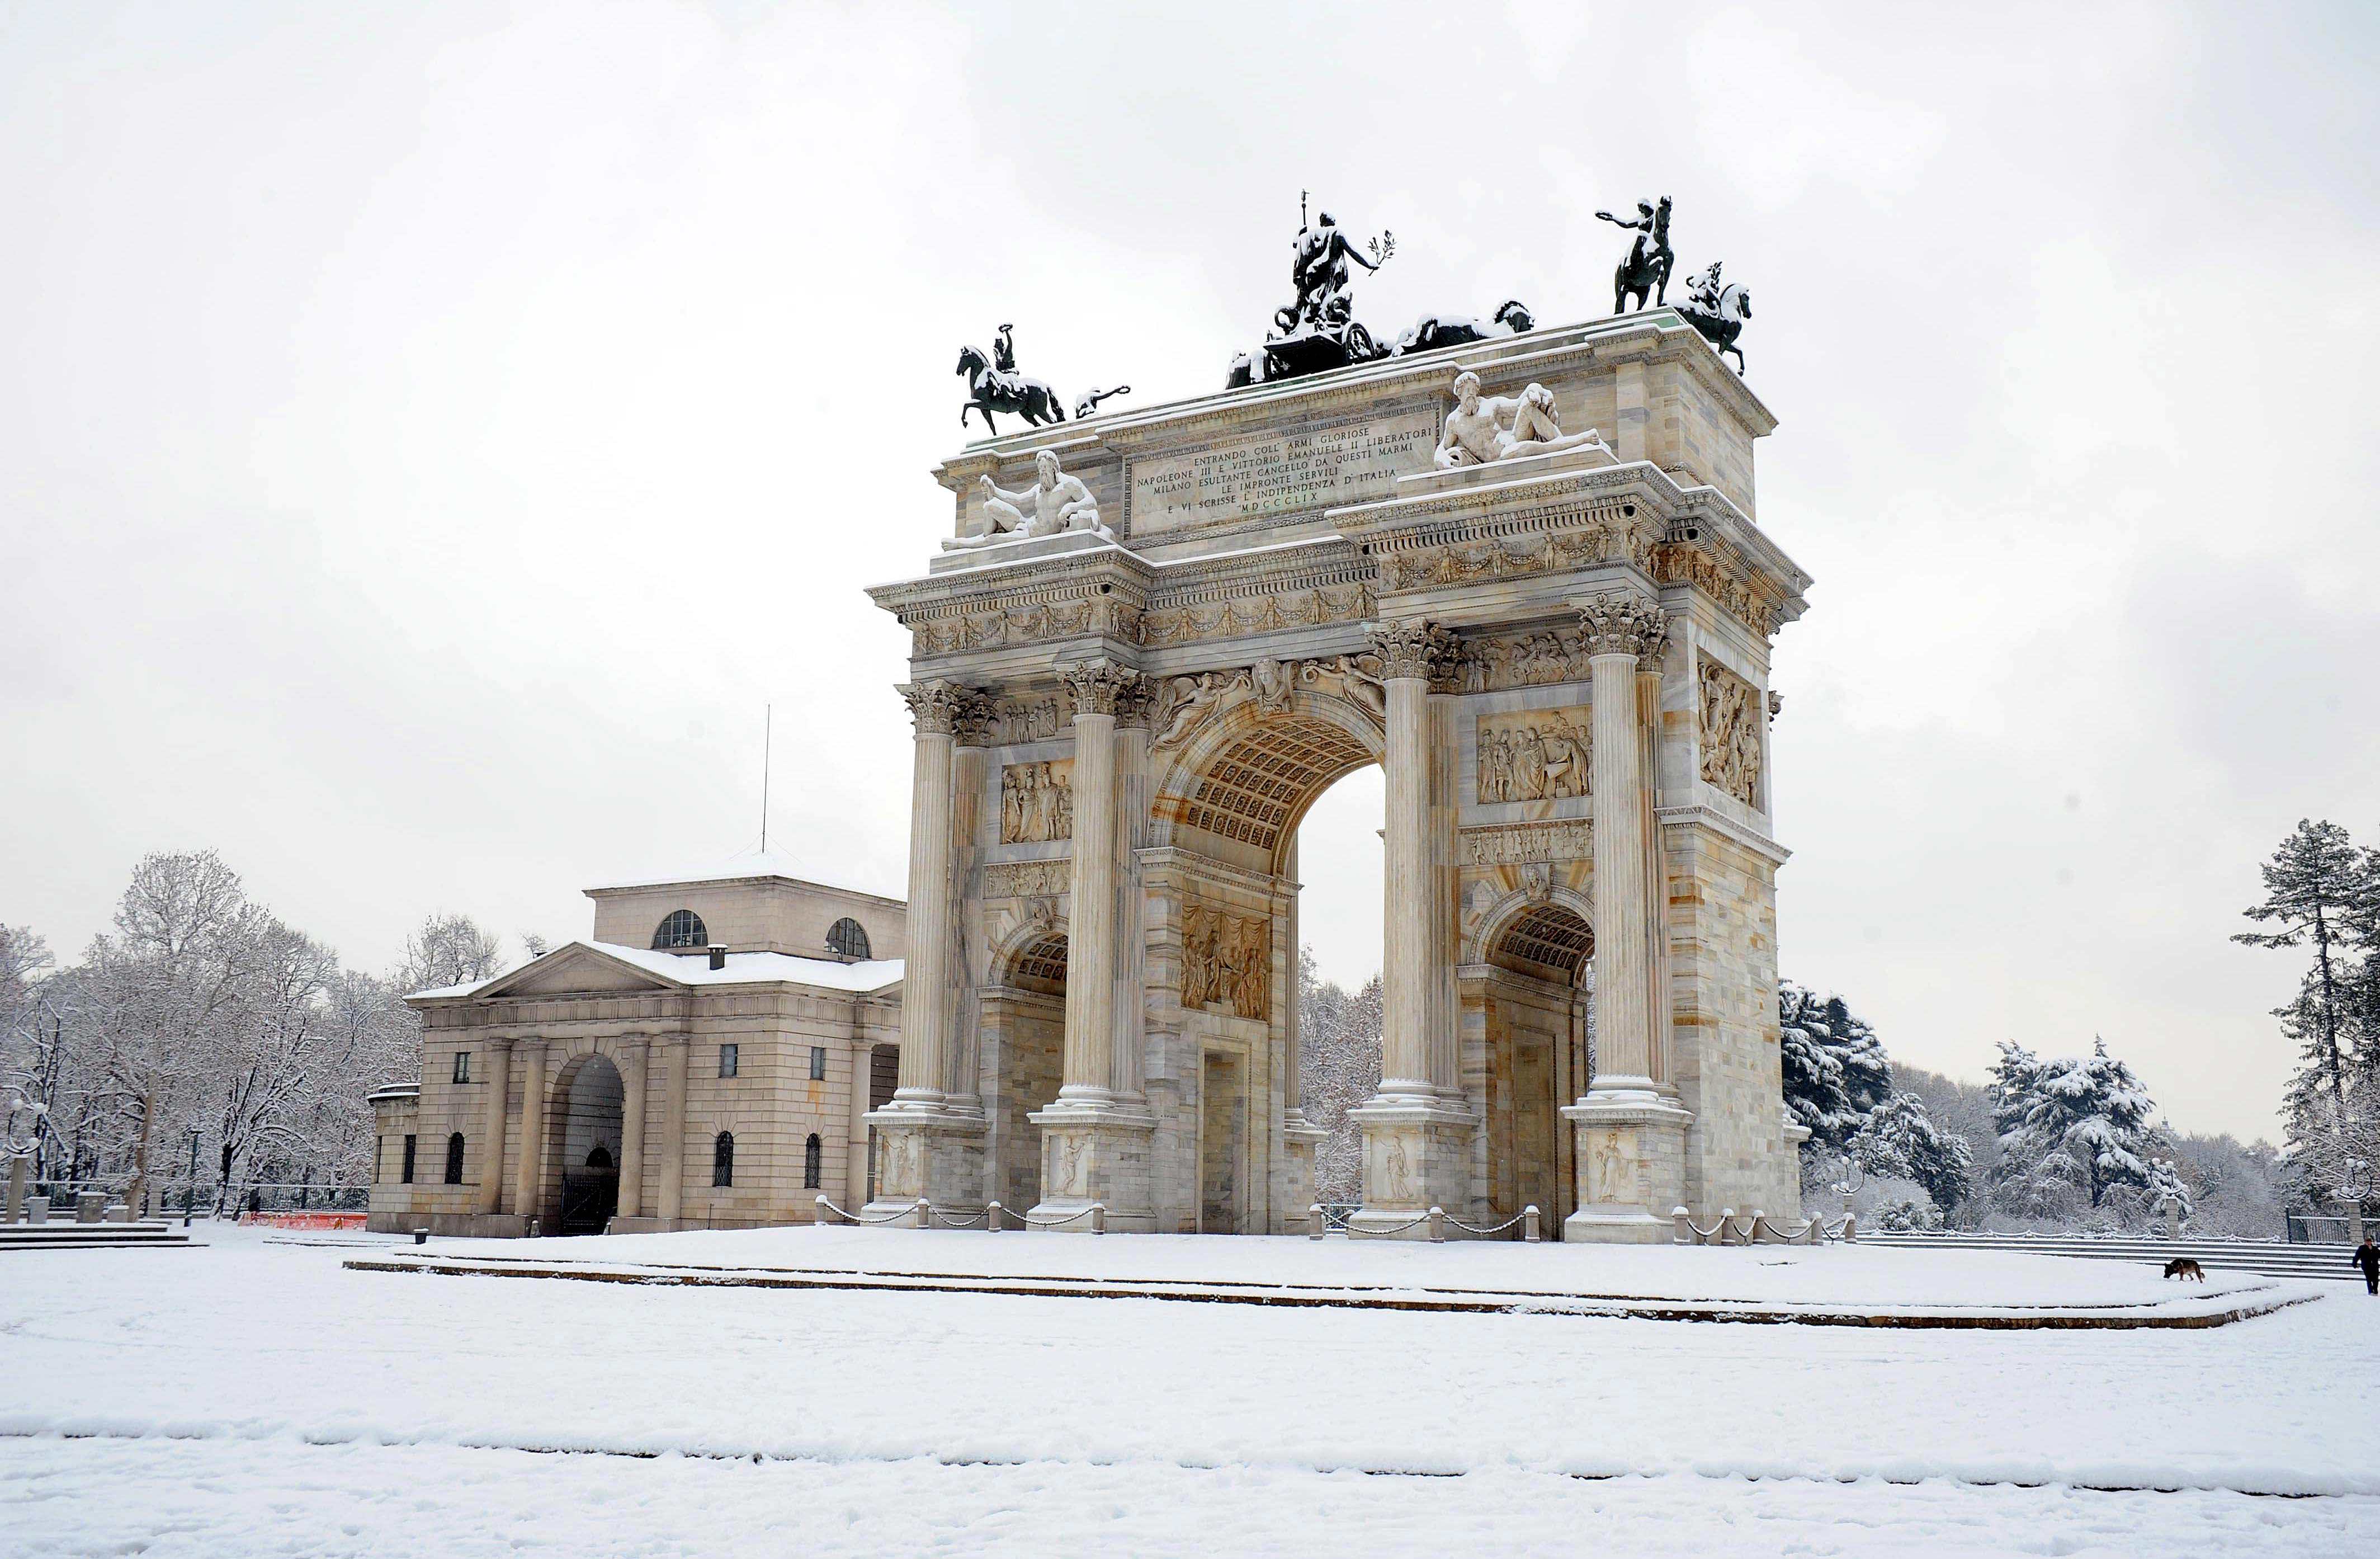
[400,1134,417,1185]
[452,1050,472,1084]
[375,1136,385,1184]
[809,1045,827,1081]
[719,1043,739,1078]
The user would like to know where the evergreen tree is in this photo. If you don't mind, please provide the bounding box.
[2227,823,2380,1175]
[1779,983,1893,1152]
[1992,1038,2165,1212]
[1848,1091,1975,1213]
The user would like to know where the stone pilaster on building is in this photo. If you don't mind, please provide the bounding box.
[1564,590,1692,1242]
[1348,619,1473,1236]
[475,1038,512,1216]
[867,679,990,1218]
[1029,658,1156,1233]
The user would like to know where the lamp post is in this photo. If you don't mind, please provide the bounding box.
[182,1126,200,1229]
[1833,1151,1866,1218]
[2338,1156,2370,1248]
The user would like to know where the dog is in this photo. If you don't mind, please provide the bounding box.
[2163,1257,2206,1282]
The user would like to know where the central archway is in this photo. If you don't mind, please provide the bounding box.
[547,1053,624,1235]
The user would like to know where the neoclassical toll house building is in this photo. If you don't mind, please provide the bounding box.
[865,307,1811,1241]
[367,853,905,1236]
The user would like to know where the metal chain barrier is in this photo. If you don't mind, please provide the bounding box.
[811,1193,923,1227]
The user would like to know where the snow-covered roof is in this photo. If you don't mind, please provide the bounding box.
[407,940,903,1002]
[583,847,893,896]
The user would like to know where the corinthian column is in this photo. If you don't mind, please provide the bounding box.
[869,680,989,1218]
[1056,659,1139,1104]
[1370,618,1455,1104]
[888,680,980,1109]
[1581,590,1665,1095]
[1347,619,1470,1236]
[1564,588,1693,1243]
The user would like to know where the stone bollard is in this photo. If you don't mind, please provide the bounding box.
[1524,1205,1541,1244]
[27,1195,49,1224]
[1717,1208,1739,1245]
[4,1157,26,1223]
[913,1197,932,1230]
[986,1200,1002,1232]
[1672,1207,1694,1245]
[1841,1212,1858,1243]
[815,1194,832,1225]
[1748,1209,1767,1244]
[105,1203,131,1224]
[1309,1204,1325,1241]
[1428,1206,1446,1244]
[1090,1202,1106,1235]
[526,1217,540,1238]
[75,1191,106,1224]
[412,1228,428,1246]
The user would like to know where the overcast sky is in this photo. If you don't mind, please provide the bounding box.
[6,2,2376,1142]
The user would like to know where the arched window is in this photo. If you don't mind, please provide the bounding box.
[586,1143,612,1171]
[443,1133,465,1185]
[827,917,871,960]
[803,1132,823,1189]
[653,910,709,950]
[712,1131,735,1188]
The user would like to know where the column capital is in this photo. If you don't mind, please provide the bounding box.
[1060,658,1149,721]
[1367,619,1460,685]
[1576,590,1670,662]
[899,680,992,740]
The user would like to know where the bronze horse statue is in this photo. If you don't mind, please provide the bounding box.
[1389,300,1536,356]
[956,343,1065,436]
[1677,282,1752,374]
[1603,196,1674,313]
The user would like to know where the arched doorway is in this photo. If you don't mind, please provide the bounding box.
[549,1053,624,1235]
[985,927,1067,1214]
[1478,901,1594,1235]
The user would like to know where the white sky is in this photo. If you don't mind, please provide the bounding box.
[5,2,2376,1143]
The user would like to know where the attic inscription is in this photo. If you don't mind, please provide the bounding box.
[1129,408,1437,534]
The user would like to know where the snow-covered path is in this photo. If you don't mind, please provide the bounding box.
[3,1230,2376,1555]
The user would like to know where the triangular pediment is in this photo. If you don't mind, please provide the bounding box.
[470,943,686,1000]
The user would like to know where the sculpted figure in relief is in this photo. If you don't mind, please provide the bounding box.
[1000,761,1074,844]
[951,449,1104,548]
[1697,660,1763,808]
[1434,370,1615,469]
[1476,712,1592,804]
[1589,1129,1629,1204]
[1180,901,1271,1021]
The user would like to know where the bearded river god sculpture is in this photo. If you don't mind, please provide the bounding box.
[947,448,1106,549]
[1433,370,1614,469]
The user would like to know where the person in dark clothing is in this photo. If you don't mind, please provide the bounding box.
[2354,1237,2379,1295]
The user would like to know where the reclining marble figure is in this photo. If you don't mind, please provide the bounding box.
[951,448,1105,547]
[1432,370,1615,469]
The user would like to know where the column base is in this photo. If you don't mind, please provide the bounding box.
[861,1102,986,1221]
[1561,1092,1693,1245]
[1347,1095,1475,1238]
[1025,1103,1156,1233]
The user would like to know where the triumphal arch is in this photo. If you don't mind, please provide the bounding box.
[864,308,1810,1240]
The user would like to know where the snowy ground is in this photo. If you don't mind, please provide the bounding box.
[3,1226,2376,1557]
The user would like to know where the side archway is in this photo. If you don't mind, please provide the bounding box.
[545,1052,625,1234]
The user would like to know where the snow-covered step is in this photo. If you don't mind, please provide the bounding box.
[1863,1233,2361,1282]
[0,1222,193,1251]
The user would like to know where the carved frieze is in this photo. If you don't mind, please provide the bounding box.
[908,594,1145,658]
[988,694,1066,746]
[1697,658,1763,808]
[1475,708,1593,803]
[1000,760,1074,844]
[1374,507,1655,592]
[1147,653,1386,753]
[1180,900,1271,1022]
[1461,821,1593,866]
[1459,628,1590,693]
[1140,581,1373,648]
[1651,540,1789,641]
[981,860,1070,899]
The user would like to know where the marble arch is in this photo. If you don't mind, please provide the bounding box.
[865,308,1812,1240]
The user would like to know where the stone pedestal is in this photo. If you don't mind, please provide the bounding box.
[4,1156,25,1223]
[861,1113,985,1221]
[1562,1094,1694,1244]
[1345,1102,1473,1238]
[1024,1109,1154,1232]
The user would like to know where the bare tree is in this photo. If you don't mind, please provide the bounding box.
[398,913,503,993]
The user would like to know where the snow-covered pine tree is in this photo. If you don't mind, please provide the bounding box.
[1847,1091,1975,1213]
[1992,1038,2165,1213]
[2235,819,2376,1212]
[1779,982,1893,1152]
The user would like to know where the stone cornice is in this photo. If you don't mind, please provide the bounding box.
[1654,802,1792,866]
